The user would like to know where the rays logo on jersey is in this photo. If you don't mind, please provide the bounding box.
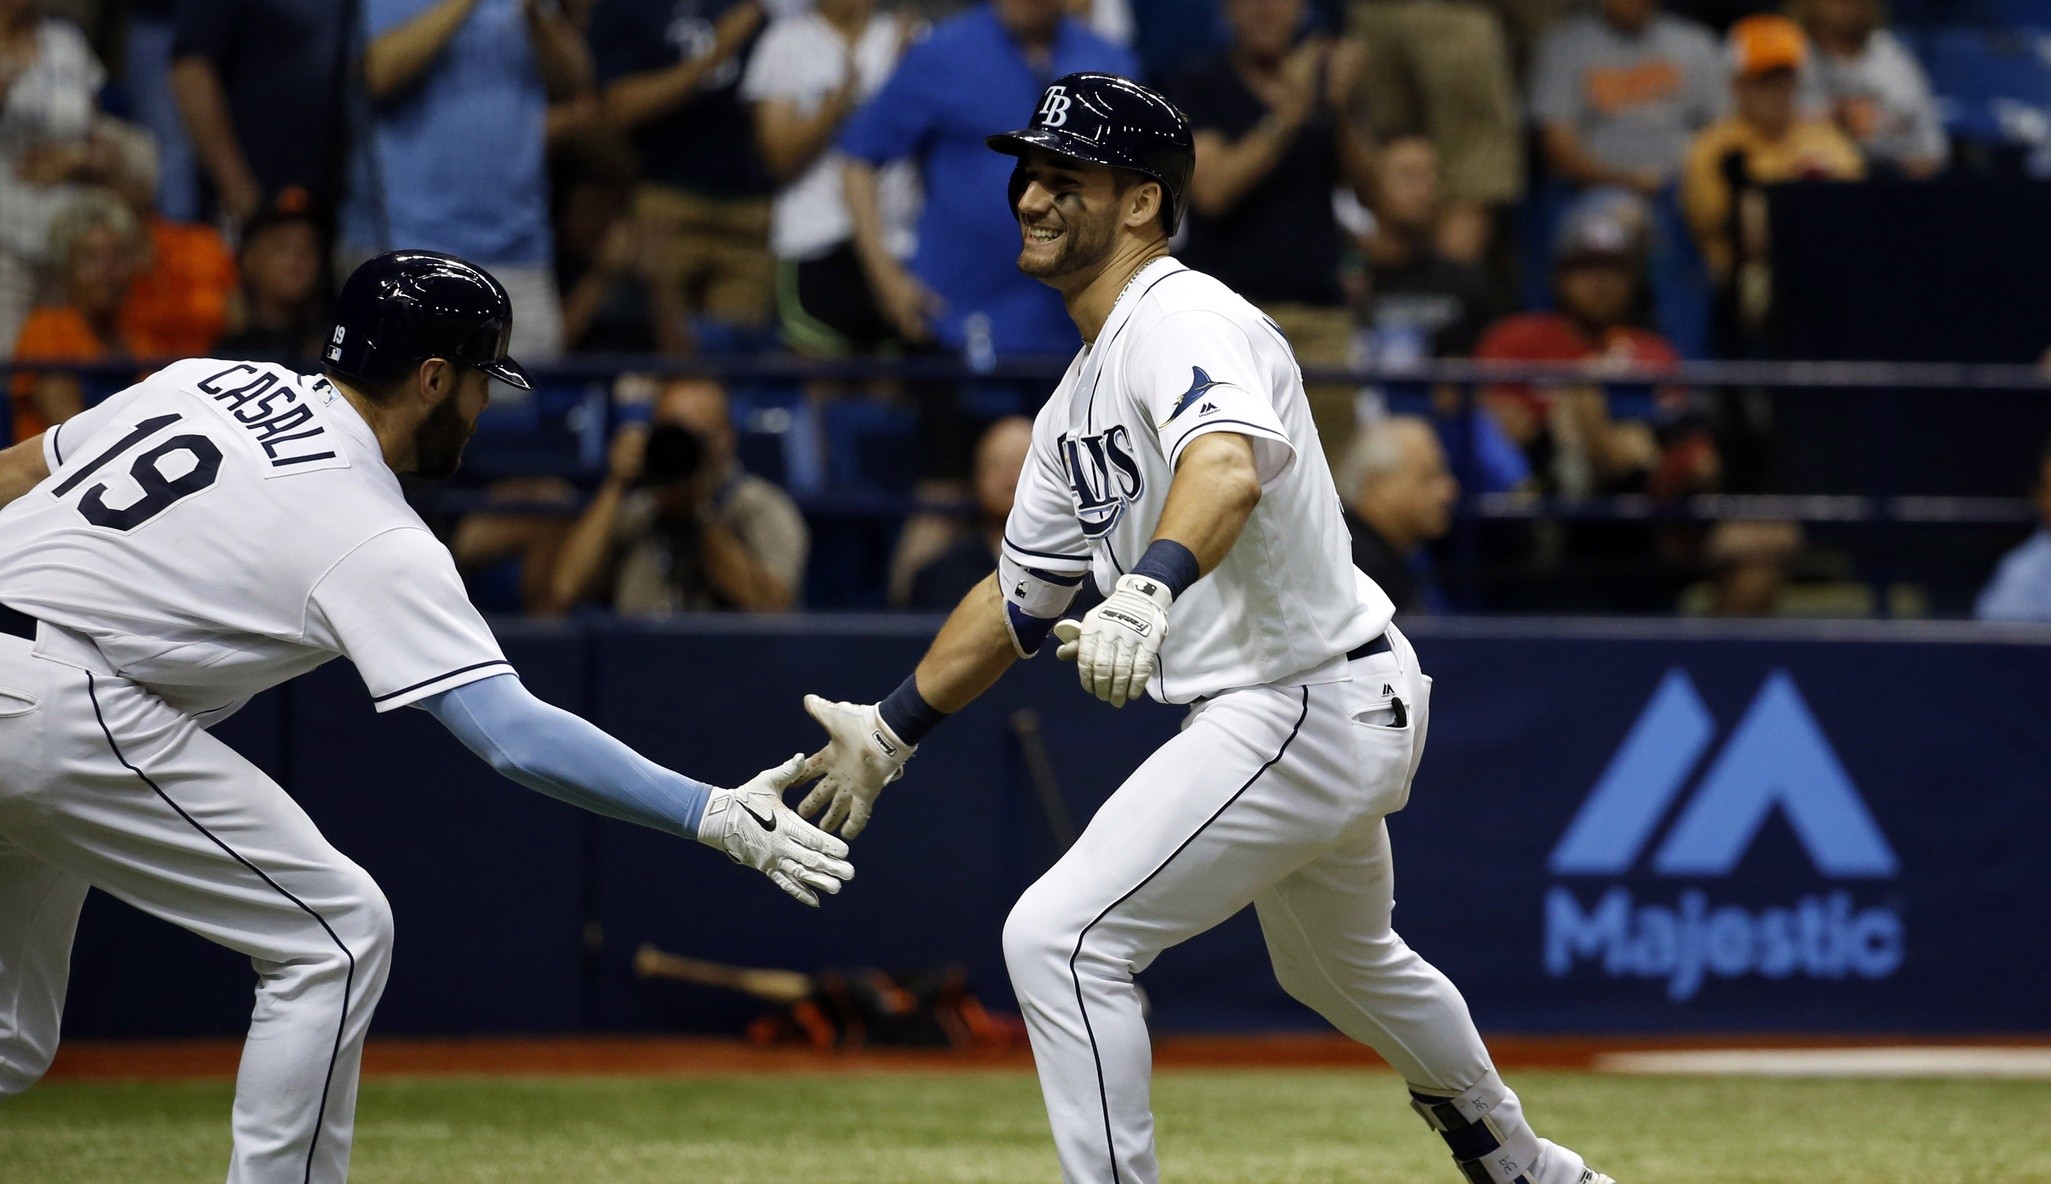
[1543,669,1904,1003]
[1059,426,1143,538]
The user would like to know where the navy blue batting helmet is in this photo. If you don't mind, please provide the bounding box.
[324,250,532,391]
[987,73,1195,233]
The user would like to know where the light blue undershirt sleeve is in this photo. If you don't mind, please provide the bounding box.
[417,673,712,839]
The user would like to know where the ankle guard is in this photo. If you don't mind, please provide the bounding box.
[1410,1080,1544,1184]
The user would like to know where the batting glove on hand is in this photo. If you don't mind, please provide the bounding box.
[1055,573,1174,708]
[699,754,855,907]
[796,694,913,839]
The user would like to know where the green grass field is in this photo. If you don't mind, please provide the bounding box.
[0,1069,2033,1183]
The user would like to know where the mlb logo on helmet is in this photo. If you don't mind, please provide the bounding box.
[1543,669,1905,1002]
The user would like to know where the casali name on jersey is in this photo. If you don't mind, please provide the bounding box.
[194,364,342,471]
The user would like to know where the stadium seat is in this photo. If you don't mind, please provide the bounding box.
[1923,25,2051,150]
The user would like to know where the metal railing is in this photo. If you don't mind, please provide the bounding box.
[7,354,2046,617]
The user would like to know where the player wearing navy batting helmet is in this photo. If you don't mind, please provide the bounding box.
[0,250,852,1183]
[800,76,1617,1184]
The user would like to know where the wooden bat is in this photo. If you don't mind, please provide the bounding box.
[632,943,816,1005]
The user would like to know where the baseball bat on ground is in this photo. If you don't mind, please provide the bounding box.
[632,944,815,1005]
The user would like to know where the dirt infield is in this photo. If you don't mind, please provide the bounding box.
[41,1032,2051,1081]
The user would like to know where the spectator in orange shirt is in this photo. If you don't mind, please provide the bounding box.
[1681,15,1862,313]
[9,189,170,445]
[95,119,238,360]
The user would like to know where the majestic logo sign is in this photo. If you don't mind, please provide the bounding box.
[1038,86,1072,128]
[1544,670,1904,1001]
[1059,427,1143,538]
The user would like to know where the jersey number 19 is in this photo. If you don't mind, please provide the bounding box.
[54,414,224,531]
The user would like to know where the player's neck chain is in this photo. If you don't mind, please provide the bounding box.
[1087,255,1175,352]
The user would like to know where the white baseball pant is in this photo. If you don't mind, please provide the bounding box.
[0,635,391,1184]
[1003,626,1564,1184]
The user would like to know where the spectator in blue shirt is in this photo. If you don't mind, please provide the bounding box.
[838,0,1138,358]
[1976,437,2051,622]
[340,0,592,365]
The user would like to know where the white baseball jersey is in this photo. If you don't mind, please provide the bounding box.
[0,358,509,723]
[998,257,1394,704]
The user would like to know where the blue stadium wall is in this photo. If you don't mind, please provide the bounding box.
[58,617,2051,1040]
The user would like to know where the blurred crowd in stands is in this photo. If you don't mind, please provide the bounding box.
[3,0,2049,619]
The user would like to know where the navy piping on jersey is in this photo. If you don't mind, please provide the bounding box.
[85,672,357,1184]
[1003,536,1089,567]
[49,421,66,465]
[1083,263,1192,435]
[1167,419,1289,469]
[369,660,514,705]
[1020,566,1087,587]
[1066,684,1311,1183]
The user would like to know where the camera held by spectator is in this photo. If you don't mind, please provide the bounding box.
[547,378,809,616]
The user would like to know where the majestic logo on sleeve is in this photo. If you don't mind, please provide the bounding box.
[1167,366,1225,423]
[1059,426,1143,538]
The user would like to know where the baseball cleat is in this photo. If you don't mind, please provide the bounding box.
[1535,1138,1616,1184]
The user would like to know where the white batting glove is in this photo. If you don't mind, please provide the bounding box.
[795,694,913,839]
[1056,573,1174,708]
[698,754,856,907]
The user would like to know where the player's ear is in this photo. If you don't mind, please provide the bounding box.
[416,358,455,407]
[1125,181,1162,233]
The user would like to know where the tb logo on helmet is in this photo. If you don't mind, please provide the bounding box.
[1037,86,1071,128]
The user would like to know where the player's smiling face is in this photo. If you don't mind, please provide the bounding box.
[1013,149,1124,284]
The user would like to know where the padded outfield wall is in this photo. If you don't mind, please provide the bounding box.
[56,617,2051,1040]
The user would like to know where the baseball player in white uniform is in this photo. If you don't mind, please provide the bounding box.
[796,76,1614,1184]
[0,252,853,1183]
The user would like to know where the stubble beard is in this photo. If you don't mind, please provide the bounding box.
[1017,209,1117,284]
[411,392,475,480]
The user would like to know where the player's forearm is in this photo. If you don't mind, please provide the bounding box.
[364,0,482,100]
[912,575,1017,714]
[28,377,84,432]
[420,674,712,838]
[1153,433,1262,574]
[0,436,51,509]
